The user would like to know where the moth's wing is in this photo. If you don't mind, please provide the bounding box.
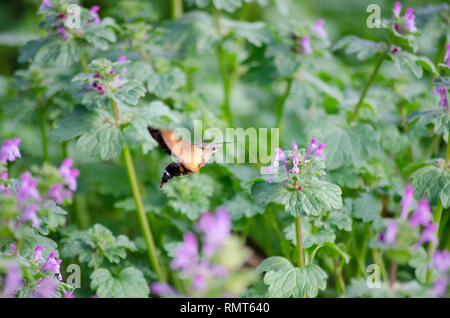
[160,130,204,173]
[148,127,172,155]
[160,161,193,188]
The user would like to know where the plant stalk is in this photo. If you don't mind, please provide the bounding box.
[427,199,443,284]
[110,99,165,282]
[275,77,293,129]
[388,262,398,287]
[349,52,386,123]
[171,0,183,19]
[445,132,450,167]
[215,8,233,127]
[295,215,304,268]
[39,107,49,163]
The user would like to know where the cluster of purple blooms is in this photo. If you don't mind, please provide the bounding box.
[39,0,102,40]
[151,208,232,297]
[380,185,449,297]
[431,44,450,111]
[392,1,417,34]
[0,138,78,297]
[269,138,326,190]
[91,56,127,95]
[290,19,327,55]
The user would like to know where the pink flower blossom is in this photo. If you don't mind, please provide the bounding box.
[41,251,63,280]
[403,8,417,33]
[0,138,21,163]
[380,220,397,245]
[409,198,431,227]
[196,208,231,257]
[300,36,312,54]
[313,143,326,160]
[17,172,40,204]
[437,87,448,111]
[304,138,318,161]
[312,19,327,39]
[273,148,289,170]
[3,265,22,298]
[292,143,298,152]
[400,184,414,220]
[291,153,300,174]
[90,6,100,24]
[47,183,73,205]
[150,282,178,297]
[59,158,79,191]
[433,250,450,273]
[393,1,402,17]
[417,222,438,247]
[444,43,450,66]
[57,25,69,39]
[35,245,44,262]
[20,204,40,228]
[430,277,447,298]
[34,277,58,298]
[63,291,74,298]
[118,56,127,63]
[170,233,199,272]
[39,0,52,9]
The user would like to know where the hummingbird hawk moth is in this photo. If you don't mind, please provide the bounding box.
[148,127,226,188]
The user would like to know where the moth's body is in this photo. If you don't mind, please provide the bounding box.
[148,127,224,187]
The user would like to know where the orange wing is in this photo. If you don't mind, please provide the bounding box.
[150,128,205,173]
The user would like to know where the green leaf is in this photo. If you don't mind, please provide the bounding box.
[90,267,149,298]
[221,19,273,47]
[327,198,353,231]
[213,0,243,12]
[77,120,125,161]
[319,242,350,263]
[33,40,81,67]
[162,174,215,220]
[224,193,265,220]
[147,67,186,99]
[309,122,381,170]
[333,36,385,60]
[256,256,327,298]
[50,106,96,141]
[113,79,146,106]
[352,192,382,224]
[408,247,428,284]
[411,165,450,208]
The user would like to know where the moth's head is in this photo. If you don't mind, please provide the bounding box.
[200,142,224,154]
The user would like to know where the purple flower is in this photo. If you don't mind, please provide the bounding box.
[444,43,450,66]
[312,19,327,39]
[19,204,40,228]
[417,222,438,247]
[0,171,8,194]
[300,36,312,54]
[34,245,44,262]
[47,183,72,205]
[63,291,74,298]
[192,272,207,291]
[17,172,41,204]
[304,138,317,161]
[118,56,127,63]
[400,184,414,220]
[3,265,22,298]
[403,8,417,33]
[273,148,289,170]
[291,153,300,174]
[170,233,198,272]
[41,251,63,280]
[433,250,450,273]
[313,143,326,160]
[380,220,397,245]
[39,0,52,9]
[195,208,231,257]
[393,1,402,17]
[430,277,447,298]
[59,159,79,191]
[409,198,431,227]
[57,25,69,39]
[0,138,21,163]
[437,87,448,111]
[150,282,178,297]
[34,277,58,298]
[292,143,298,152]
[90,6,100,24]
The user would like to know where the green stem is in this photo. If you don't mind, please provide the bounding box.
[110,99,165,282]
[80,52,90,74]
[275,77,293,129]
[171,0,183,19]
[349,52,386,123]
[39,107,49,163]
[427,199,443,284]
[445,132,450,167]
[388,262,398,287]
[334,258,346,293]
[215,8,233,127]
[295,216,304,268]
